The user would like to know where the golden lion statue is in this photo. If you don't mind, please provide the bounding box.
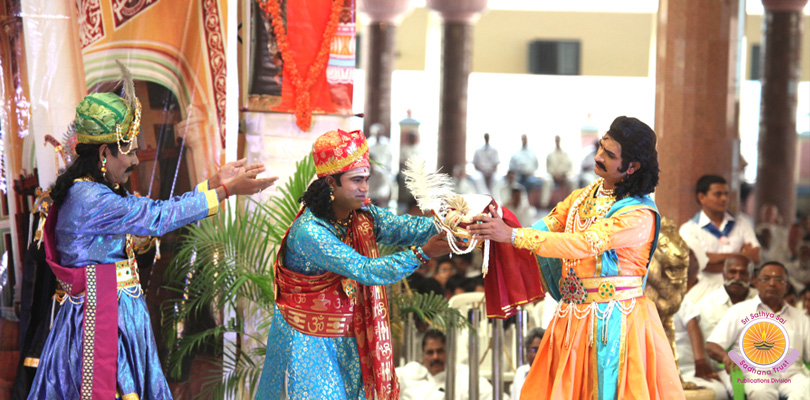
[644,217,689,360]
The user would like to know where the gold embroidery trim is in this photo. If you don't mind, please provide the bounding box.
[513,228,546,251]
[121,393,140,400]
[315,140,369,176]
[80,265,97,400]
[617,311,628,395]
[542,215,563,232]
[23,357,40,368]
[277,304,354,337]
[578,276,643,303]
[204,189,219,217]
[583,218,615,255]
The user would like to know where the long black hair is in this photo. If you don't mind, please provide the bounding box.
[607,116,660,200]
[50,143,128,207]
[299,172,344,221]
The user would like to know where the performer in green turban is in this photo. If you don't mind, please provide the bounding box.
[27,62,277,400]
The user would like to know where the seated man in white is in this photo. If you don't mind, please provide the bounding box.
[706,262,810,400]
[675,249,730,399]
[511,327,544,399]
[397,329,496,400]
[696,254,758,340]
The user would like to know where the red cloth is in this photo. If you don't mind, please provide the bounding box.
[483,207,545,318]
[42,206,118,400]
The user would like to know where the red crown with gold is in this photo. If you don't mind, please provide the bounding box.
[313,129,370,178]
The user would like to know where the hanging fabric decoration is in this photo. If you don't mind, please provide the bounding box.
[261,0,345,131]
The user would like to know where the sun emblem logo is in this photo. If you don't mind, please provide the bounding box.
[740,321,787,367]
[728,315,800,374]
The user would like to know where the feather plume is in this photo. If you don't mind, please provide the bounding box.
[402,156,455,215]
[115,60,137,110]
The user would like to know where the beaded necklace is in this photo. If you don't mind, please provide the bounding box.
[331,211,354,239]
[563,178,616,268]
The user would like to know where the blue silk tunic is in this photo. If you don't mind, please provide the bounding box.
[27,181,218,400]
[255,205,437,399]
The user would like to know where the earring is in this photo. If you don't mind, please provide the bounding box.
[330,187,335,202]
[101,157,107,180]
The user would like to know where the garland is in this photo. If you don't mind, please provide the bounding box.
[261,0,344,131]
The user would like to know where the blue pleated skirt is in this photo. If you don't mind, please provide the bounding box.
[27,291,172,399]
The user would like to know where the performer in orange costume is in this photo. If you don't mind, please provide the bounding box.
[469,116,684,400]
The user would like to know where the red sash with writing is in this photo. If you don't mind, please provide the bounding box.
[275,209,398,399]
[483,207,545,318]
[42,206,119,400]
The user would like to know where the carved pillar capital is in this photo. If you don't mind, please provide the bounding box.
[426,0,488,23]
[762,0,808,12]
[357,0,412,24]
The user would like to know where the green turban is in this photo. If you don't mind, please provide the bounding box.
[74,92,140,145]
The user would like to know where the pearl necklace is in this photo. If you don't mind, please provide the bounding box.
[563,178,616,268]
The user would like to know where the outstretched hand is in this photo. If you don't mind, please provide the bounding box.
[210,159,266,189]
[223,165,278,196]
[467,205,513,243]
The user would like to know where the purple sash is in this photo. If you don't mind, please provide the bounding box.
[42,205,119,399]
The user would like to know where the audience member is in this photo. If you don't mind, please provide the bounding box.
[786,241,810,291]
[455,252,477,278]
[508,134,542,206]
[397,128,421,206]
[579,142,598,188]
[706,262,810,399]
[459,275,485,293]
[696,255,758,340]
[396,329,495,400]
[542,135,573,208]
[445,274,467,298]
[756,204,790,264]
[675,250,730,400]
[367,123,393,207]
[433,258,457,289]
[784,283,799,308]
[503,185,536,227]
[452,165,481,195]
[410,276,444,298]
[491,170,524,205]
[788,215,810,259]
[473,133,500,192]
[679,175,760,302]
[511,328,544,399]
[799,287,810,315]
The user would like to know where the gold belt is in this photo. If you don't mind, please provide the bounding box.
[57,260,140,296]
[560,275,643,304]
[581,276,643,303]
[115,260,140,289]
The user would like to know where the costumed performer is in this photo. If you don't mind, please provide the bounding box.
[468,116,684,400]
[255,129,458,400]
[27,64,278,400]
